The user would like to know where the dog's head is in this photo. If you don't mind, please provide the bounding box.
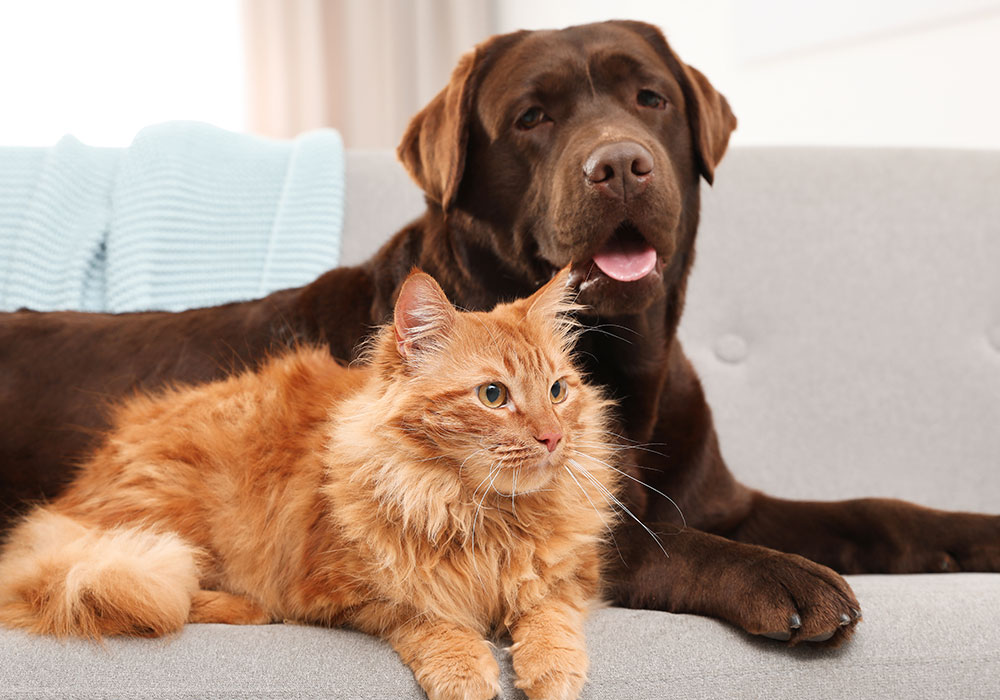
[398,21,736,316]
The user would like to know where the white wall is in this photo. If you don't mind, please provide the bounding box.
[2,1,997,150]
[0,0,245,147]
[496,0,1000,149]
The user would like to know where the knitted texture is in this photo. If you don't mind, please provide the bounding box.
[0,122,345,313]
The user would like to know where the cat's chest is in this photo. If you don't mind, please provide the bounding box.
[373,516,561,627]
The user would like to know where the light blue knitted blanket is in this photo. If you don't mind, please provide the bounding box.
[0,122,344,312]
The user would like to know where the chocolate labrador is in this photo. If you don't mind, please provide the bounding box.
[2,20,998,645]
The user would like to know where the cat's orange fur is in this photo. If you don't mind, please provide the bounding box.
[0,269,618,700]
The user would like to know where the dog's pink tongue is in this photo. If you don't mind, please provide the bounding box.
[592,238,658,282]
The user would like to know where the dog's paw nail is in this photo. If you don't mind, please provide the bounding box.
[761,630,792,641]
[788,614,802,629]
[805,631,835,643]
[851,608,862,619]
[839,613,851,626]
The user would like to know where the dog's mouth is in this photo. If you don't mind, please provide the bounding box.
[586,223,659,282]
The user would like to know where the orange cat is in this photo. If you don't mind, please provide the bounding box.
[0,269,618,700]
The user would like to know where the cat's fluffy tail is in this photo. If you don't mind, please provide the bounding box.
[0,509,200,638]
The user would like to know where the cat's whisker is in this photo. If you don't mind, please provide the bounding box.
[457,449,486,478]
[602,322,641,336]
[595,431,671,450]
[572,447,665,474]
[562,462,625,527]
[411,454,448,464]
[488,451,532,462]
[586,321,642,337]
[578,433,672,462]
[615,445,670,460]
[562,465,624,564]
[511,467,518,518]
[491,446,533,454]
[465,312,503,347]
[603,432,670,450]
[468,463,500,510]
[574,439,670,460]
[579,325,633,344]
[489,456,512,498]
[470,463,503,578]
[570,449,687,530]
[477,466,506,580]
[567,458,669,559]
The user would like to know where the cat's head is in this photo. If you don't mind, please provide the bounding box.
[374,268,612,496]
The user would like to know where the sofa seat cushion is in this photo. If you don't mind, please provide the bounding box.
[2,574,997,699]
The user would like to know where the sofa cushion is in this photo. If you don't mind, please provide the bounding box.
[2,574,997,699]
[684,148,1000,511]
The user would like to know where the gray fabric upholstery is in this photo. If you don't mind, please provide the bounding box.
[4,575,999,698]
[340,150,426,267]
[4,147,999,698]
[688,148,1000,511]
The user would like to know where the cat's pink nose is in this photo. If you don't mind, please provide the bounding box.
[535,430,562,453]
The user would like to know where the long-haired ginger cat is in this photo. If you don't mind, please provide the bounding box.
[0,269,619,700]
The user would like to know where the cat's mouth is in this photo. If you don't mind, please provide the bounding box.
[484,450,562,496]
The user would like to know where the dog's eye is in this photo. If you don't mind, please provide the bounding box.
[637,90,667,110]
[516,107,548,130]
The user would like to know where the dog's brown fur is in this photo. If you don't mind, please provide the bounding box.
[2,20,999,644]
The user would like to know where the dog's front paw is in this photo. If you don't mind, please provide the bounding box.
[738,551,861,645]
[511,638,588,700]
[414,642,500,700]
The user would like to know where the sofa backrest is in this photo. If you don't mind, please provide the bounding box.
[344,148,1000,512]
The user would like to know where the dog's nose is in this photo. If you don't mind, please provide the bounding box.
[584,141,654,200]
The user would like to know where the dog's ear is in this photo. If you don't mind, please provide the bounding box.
[613,21,737,185]
[397,52,477,212]
[680,63,737,185]
[397,32,526,211]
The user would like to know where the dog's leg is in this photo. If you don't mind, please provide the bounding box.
[727,492,1000,575]
[605,525,862,644]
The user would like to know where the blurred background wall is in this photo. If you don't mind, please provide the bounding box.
[1,0,998,150]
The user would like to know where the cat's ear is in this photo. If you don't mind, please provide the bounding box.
[526,266,577,322]
[393,270,456,360]
[523,266,581,345]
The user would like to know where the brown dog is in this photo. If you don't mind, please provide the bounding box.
[2,21,998,645]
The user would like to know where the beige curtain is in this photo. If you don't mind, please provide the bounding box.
[242,0,498,149]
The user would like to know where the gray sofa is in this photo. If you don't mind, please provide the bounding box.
[3,147,999,698]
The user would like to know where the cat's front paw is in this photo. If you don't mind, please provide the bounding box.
[511,638,588,700]
[414,643,501,700]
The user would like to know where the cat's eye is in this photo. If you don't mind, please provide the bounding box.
[549,378,568,404]
[477,382,508,408]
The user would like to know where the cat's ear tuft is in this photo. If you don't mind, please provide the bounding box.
[393,270,456,360]
[526,266,579,322]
